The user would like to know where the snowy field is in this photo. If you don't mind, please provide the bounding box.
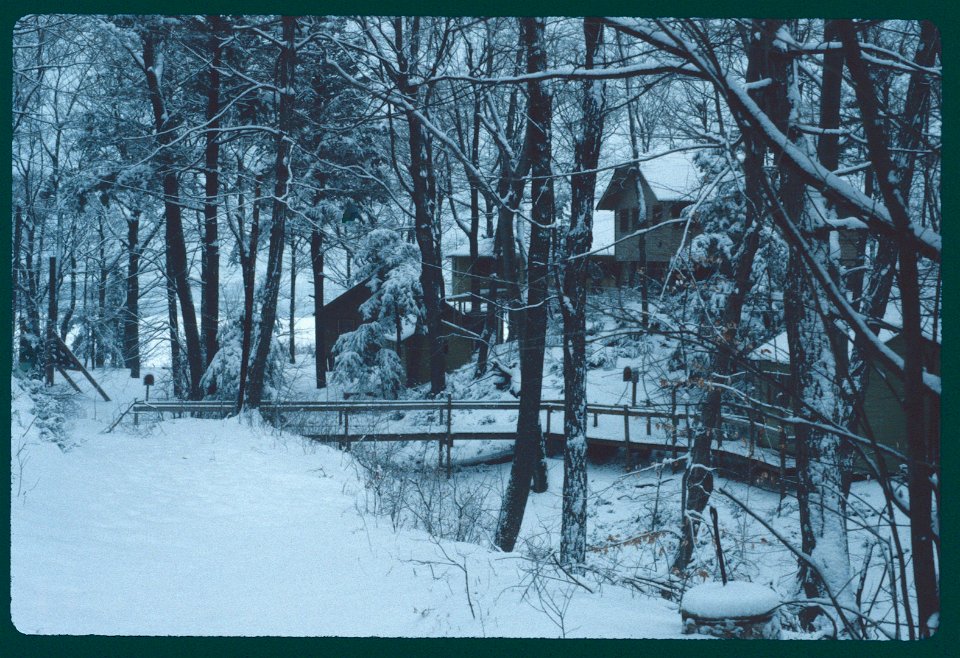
[11,374,684,637]
[10,361,903,638]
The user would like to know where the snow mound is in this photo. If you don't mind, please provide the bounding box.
[681,581,780,619]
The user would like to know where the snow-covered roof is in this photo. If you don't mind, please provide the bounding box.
[597,150,703,209]
[448,236,494,258]
[446,218,615,259]
[748,331,790,365]
[748,302,940,365]
[640,150,702,202]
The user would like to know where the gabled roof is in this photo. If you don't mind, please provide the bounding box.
[597,150,702,210]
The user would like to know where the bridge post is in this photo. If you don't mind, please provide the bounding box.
[671,387,678,459]
[623,405,631,471]
[778,426,787,506]
[343,412,350,451]
[446,394,453,479]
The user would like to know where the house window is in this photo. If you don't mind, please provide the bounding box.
[619,209,629,232]
[630,208,640,229]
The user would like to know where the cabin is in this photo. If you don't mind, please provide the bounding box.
[447,214,619,306]
[596,151,701,280]
[746,328,940,472]
[320,280,481,385]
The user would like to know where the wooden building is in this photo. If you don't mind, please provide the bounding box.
[747,328,940,472]
[596,151,701,279]
[320,280,482,385]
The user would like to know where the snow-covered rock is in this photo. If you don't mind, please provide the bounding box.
[681,581,781,639]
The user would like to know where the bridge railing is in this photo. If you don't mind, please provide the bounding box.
[119,396,796,488]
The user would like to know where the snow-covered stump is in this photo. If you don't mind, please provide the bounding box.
[680,582,781,639]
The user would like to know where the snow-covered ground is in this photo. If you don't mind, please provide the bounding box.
[10,374,684,637]
[10,333,906,638]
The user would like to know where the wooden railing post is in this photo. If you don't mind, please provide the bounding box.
[343,412,350,451]
[446,394,453,479]
[671,387,678,459]
[623,405,631,471]
[778,426,787,506]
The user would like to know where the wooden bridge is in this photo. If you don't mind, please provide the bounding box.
[120,397,796,489]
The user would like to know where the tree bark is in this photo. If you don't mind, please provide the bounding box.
[289,234,297,364]
[142,29,204,398]
[840,20,940,638]
[672,21,768,574]
[123,213,141,378]
[559,18,605,568]
[311,227,326,387]
[495,17,554,552]
[200,16,225,374]
[236,173,261,411]
[395,19,447,395]
[246,16,296,408]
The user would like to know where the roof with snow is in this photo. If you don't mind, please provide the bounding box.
[447,217,616,259]
[597,150,702,209]
[447,236,494,258]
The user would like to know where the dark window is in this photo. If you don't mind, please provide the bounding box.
[630,208,640,229]
[619,209,629,232]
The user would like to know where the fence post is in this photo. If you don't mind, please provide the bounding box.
[670,387,678,458]
[778,426,787,506]
[623,405,631,471]
[446,394,453,479]
[45,256,60,387]
[344,412,350,451]
[546,407,552,435]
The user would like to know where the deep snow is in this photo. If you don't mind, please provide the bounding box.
[10,376,683,637]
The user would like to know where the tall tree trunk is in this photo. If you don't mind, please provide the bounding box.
[495,17,554,552]
[246,16,296,408]
[142,30,204,398]
[840,20,940,638]
[404,111,446,394]
[236,174,261,411]
[672,22,769,574]
[166,275,184,399]
[22,203,42,372]
[559,18,605,568]
[289,234,297,364]
[95,215,107,369]
[123,213,141,378]
[311,227,326,387]
[760,20,854,630]
[13,205,23,358]
[59,253,76,342]
[200,16,225,374]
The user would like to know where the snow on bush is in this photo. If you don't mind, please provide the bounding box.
[333,228,423,398]
[332,323,406,398]
[201,321,286,400]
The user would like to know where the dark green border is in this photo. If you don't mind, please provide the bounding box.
[2,1,954,656]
